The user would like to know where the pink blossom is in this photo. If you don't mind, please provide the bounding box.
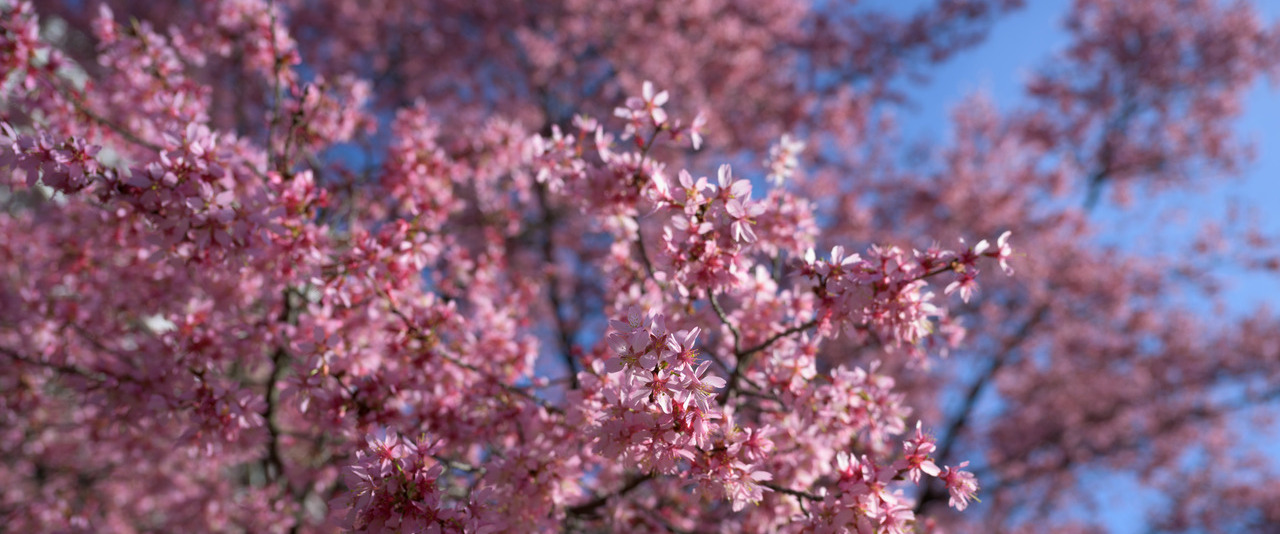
[939,462,980,511]
[4,1,1275,532]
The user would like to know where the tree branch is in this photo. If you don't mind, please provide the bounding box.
[0,344,110,382]
[264,346,289,482]
[633,215,658,282]
[48,78,163,153]
[914,303,1049,515]
[567,473,654,517]
[761,481,822,501]
[534,182,581,389]
[709,292,742,354]
[718,316,821,404]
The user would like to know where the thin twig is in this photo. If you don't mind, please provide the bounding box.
[0,344,110,382]
[49,79,162,153]
[633,215,658,281]
[718,318,821,404]
[709,292,742,354]
[567,473,655,517]
[737,318,821,360]
[432,454,484,475]
[761,481,822,501]
[383,299,565,415]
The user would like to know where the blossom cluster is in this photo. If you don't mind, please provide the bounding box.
[0,121,289,261]
[8,0,1280,532]
[589,306,773,511]
[335,434,483,533]
[797,232,1013,359]
[0,56,1006,531]
[642,165,770,294]
[0,2,1039,531]
[613,81,707,151]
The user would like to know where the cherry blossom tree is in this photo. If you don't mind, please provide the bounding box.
[2,0,1278,532]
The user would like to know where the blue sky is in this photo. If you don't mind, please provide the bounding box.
[873,1,1280,531]
[880,0,1280,317]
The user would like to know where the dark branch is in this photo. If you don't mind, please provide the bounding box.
[709,292,742,354]
[534,182,581,389]
[718,317,821,404]
[567,473,654,517]
[914,303,1049,515]
[0,344,110,382]
[761,482,822,501]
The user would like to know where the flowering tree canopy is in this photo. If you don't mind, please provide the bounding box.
[3,0,1280,532]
